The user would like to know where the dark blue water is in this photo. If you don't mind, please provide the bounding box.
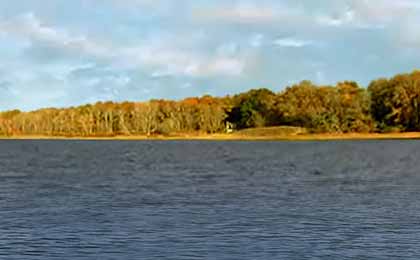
[1,140,420,259]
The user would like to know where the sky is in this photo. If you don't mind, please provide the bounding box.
[0,0,420,111]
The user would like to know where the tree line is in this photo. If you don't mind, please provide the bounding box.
[1,70,420,136]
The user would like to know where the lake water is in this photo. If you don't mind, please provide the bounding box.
[1,140,420,259]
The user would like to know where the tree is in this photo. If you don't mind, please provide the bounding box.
[227,88,278,129]
[368,71,420,131]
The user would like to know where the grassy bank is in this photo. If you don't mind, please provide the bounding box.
[1,126,420,140]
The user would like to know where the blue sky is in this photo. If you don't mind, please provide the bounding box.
[0,0,420,110]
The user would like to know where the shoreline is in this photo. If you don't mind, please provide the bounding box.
[1,132,420,141]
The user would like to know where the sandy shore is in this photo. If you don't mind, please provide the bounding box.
[1,132,420,141]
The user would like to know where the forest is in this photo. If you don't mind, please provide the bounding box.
[1,70,420,137]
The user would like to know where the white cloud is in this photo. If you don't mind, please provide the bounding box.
[121,46,245,77]
[273,37,314,48]
[352,0,420,20]
[193,2,303,24]
[204,57,244,76]
[0,13,112,59]
[180,82,192,89]
[334,0,420,48]
[216,42,239,57]
[109,0,159,6]
[316,0,420,29]
[214,4,277,23]
[0,13,245,78]
[250,34,264,48]
[103,0,167,10]
[191,0,413,29]
[316,10,356,27]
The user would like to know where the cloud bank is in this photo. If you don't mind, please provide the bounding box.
[0,0,419,110]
